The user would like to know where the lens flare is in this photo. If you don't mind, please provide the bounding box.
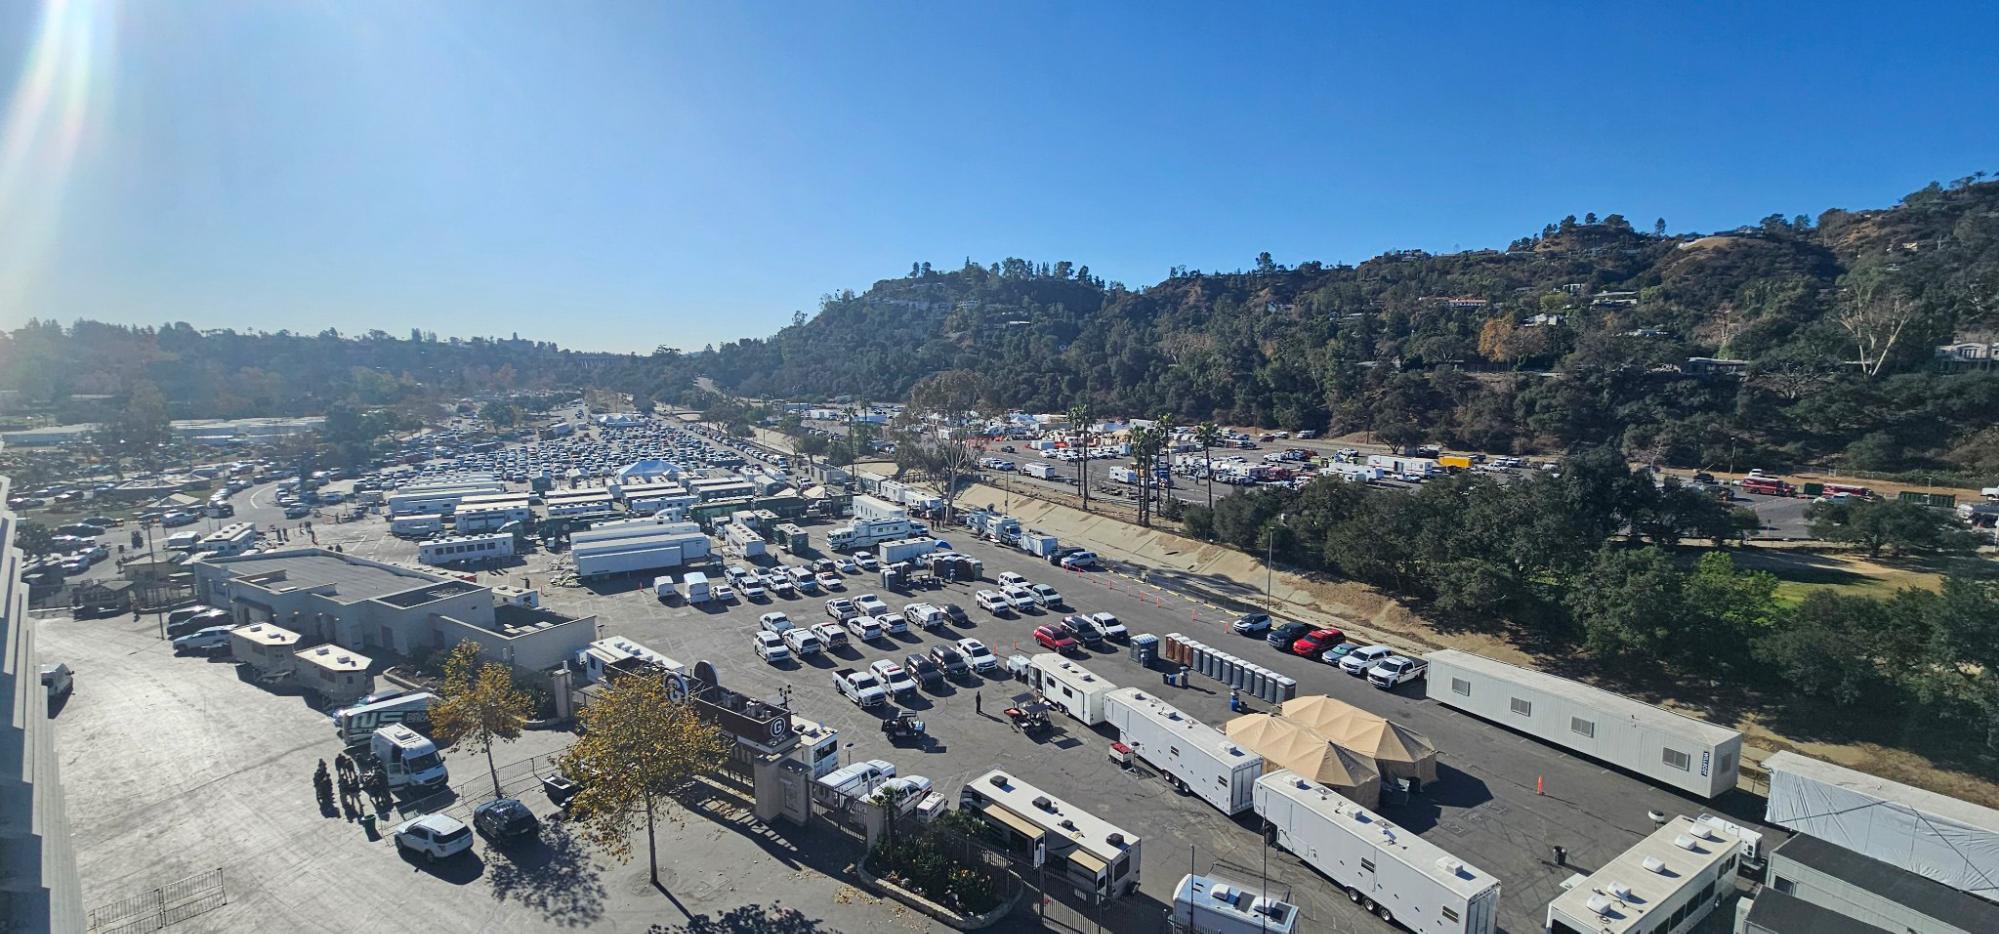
[0,0,112,307]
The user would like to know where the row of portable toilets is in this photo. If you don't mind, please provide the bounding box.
[1161,632,1298,704]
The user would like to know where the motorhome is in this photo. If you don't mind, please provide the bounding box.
[1027,654,1118,726]
[960,770,1141,901]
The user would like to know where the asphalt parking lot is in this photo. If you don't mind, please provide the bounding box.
[46,461,1774,933]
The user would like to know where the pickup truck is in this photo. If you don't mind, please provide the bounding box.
[843,615,886,642]
[869,659,919,699]
[833,668,888,707]
[812,622,850,651]
[1367,655,1427,689]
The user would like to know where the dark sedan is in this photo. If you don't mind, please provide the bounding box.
[928,645,970,679]
[1266,621,1312,650]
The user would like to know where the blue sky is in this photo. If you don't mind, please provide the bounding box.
[1,2,1994,353]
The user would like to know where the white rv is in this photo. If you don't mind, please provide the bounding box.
[960,770,1141,901]
[1027,654,1117,726]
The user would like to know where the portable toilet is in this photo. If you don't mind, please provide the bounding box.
[1274,675,1297,701]
[1131,634,1159,667]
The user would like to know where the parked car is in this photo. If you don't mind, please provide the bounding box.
[394,813,475,862]
[1339,644,1395,675]
[1001,585,1037,612]
[1059,614,1105,648]
[997,571,1029,587]
[854,553,880,571]
[974,589,1012,615]
[1231,613,1272,636]
[171,626,234,655]
[1367,656,1427,689]
[824,598,858,621]
[1059,550,1098,569]
[854,593,890,616]
[1033,624,1079,654]
[1029,583,1063,608]
[816,572,844,591]
[927,645,970,679]
[941,603,971,626]
[1290,628,1346,659]
[472,797,539,842]
[955,638,998,672]
[753,630,791,664]
[1266,621,1312,650]
[782,627,826,657]
[1087,612,1129,642]
[904,654,945,690]
[758,612,796,634]
[812,621,850,651]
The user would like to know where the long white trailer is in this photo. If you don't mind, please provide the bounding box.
[1366,454,1437,478]
[1255,770,1499,934]
[1424,649,1741,798]
[1028,653,1117,726]
[1103,688,1262,815]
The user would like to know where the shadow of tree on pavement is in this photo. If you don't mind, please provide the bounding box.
[486,823,607,927]
[647,902,839,933]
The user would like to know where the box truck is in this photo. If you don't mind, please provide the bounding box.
[1018,532,1060,558]
[1255,769,1499,934]
[354,724,450,792]
[1028,654,1117,726]
[1103,688,1263,816]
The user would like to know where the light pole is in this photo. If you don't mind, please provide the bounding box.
[1264,513,1287,612]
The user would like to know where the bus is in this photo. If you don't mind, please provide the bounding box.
[1740,476,1794,496]
[959,769,1141,901]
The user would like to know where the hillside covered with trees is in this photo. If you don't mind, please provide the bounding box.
[630,177,1999,481]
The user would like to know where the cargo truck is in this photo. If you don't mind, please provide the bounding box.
[1103,688,1263,815]
[1023,462,1060,480]
[1018,532,1060,558]
[1255,769,1499,933]
[1028,654,1117,726]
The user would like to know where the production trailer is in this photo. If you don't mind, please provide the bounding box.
[1366,454,1438,479]
[877,536,940,565]
[1028,654,1118,726]
[723,521,768,559]
[772,523,808,554]
[1763,750,1999,900]
[1424,650,1740,798]
[1103,688,1262,815]
[1255,770,1499,934]
[960,770,1142,902]
[390,514,445,538]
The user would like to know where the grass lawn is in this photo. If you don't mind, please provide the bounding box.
[1724,547,1997,605]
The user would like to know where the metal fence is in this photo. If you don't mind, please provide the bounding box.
[85,868,227,934]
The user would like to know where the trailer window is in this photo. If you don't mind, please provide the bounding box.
[1451,677,1470,696]
[1570,717,1595,738]
[1510,697,1532,717]
[1662,748,1691,771]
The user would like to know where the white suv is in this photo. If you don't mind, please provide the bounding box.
[975,589,1011,615]
[1340,644,1394,676]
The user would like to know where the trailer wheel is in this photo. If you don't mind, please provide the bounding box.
[1375,904,1394,923]
[1346,887,1362,904]
[1362,897,1378,914]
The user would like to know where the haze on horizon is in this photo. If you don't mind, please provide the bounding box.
[1,0,1995,353]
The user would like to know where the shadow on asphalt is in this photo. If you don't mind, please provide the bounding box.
[645,902,834,934]
[486,823,607,927]
[396,845,485,884]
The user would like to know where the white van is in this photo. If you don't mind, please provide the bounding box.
[681,571,712,605]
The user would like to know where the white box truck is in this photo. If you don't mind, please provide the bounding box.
[1028,654,1117,726]
[1255,770,1499,934]
[356,724,450,792]
[1018,532,1060,558]
[680,571,712,604]
[1103,688,1262,816]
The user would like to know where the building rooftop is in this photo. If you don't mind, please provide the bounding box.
[1765,751,1999,836]
[1426,649,1740,745]
[492,604,585,636]
[970,769,1139,866]
[377,579,483,608]
[214,550,444,604]
[1257,769,1495,901]
[1773,834,1999,930]
[1742,888,1886,934]
[295,644,370,673]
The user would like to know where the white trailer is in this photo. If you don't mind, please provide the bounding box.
[1255,770,1499,934]
[827,516,916,552]
[418,532,516,566]
[877,536,939,565]
[1366,454,1437,478]
[1028,654,1117,726]
[1103,688,1262,815]
[1170,874,1300,934]
[579,636,683,684]
[1423,650,1741,798]
[1023,462,1060,480]
[1323,463,1383,484]
[724,521,768,559]
[1108,465,1141,484]
[851,495,908,523]
[195,522,258,557]
[960,770,1141,901]
[390,513,445,537]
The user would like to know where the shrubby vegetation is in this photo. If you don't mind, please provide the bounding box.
[1179,451,1997,754]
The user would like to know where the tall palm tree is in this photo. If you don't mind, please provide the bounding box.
[1196,421,1222,510]
[1067,402,1093,513]
[1132,424,1166,527]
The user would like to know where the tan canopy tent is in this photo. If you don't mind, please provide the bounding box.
[1224,713,1381,809]
[1278,695,1439,785]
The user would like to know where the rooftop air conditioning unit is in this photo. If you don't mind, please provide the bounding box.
[1642,856,1668,874]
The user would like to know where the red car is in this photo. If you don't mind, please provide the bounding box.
[1291,628,1347,659]
[1033,625,1079,654]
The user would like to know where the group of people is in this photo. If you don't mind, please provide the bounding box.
[317,753,388,820]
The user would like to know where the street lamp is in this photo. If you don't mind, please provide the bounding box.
[1264,513,1288,612]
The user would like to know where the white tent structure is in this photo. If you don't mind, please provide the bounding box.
[1765,751,1999,902]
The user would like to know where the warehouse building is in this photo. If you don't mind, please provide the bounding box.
[1546,815,1745,934]
[188,548,594,673]
[1,477,84,933]
[570,517,711,579]
[1740,832,1999,934]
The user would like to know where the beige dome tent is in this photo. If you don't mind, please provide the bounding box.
[1279,694,1439,785]
[1224,713,1381,809]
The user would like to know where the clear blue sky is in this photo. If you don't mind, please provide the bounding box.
[2,2,1994,353]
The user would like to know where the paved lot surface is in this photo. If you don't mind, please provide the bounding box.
[46,465,1776,933]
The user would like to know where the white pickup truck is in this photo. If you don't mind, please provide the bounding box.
[870,659,919,699]
[833,668,888,707]
[1367,655,1427,688]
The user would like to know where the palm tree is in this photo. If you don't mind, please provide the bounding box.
[1067,402,1093,513]
[1131,424,1166,527]
[1196,421,1222,510]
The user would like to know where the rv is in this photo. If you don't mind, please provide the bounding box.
[1027,654,1117,726]
[390,514,446,538]
[333,692,438,745]
[579,637,683,683]
[1169,874,1300,934]
[1255,770,1498,934]
[960,770,1141,901]
[1103,688,1262,816]
[1023,462,1060,480]
[1366,454,1438,479]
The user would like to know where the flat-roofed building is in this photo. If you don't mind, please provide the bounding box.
[1743,834,1999,934]
[294,644,374,705]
